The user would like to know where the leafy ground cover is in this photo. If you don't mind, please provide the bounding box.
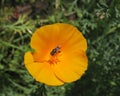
[0,0,120,96]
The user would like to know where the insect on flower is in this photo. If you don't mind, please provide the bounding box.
[24,23,88,86]
[50,45,61,56]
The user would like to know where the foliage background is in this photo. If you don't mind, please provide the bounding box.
[0,0,120,96]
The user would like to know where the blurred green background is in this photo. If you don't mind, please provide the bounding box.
[0,0,120,96]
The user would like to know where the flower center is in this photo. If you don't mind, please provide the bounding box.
[48,45,61,64]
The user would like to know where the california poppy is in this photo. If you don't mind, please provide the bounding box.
[24,23,88,86]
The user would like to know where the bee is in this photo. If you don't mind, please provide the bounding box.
[50,46,61,56]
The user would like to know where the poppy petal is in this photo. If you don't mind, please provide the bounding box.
[24,52,44,78]
[36,62,64,86]
[53,50,88,82]
[24,52,64,86]
[56,23,87,52]
[31,24,59,51]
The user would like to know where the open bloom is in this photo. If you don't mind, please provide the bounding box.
[24,23,88,86]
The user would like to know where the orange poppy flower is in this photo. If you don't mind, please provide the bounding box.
[24,23,88,86]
